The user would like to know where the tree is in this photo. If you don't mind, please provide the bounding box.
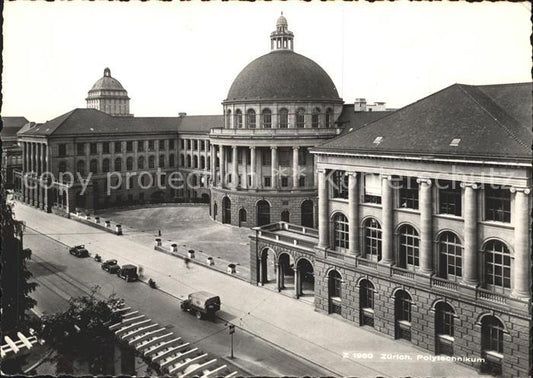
[0,173,38,335]
[39,287,122,375]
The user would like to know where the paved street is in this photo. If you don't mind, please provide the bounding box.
[16,201,484,377]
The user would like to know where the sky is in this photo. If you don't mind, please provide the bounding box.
[2,1,531,123]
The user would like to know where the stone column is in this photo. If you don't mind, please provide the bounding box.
[461,183,478,286]
[205,141,209,171]
[232,145,238,189]
[29,143,35,205]
[250,147,256,189]
[275,263,281,292]
[242,148,248,189]
[294,267,301,299]
[210,144,216,185]
[292,146,299,190]
[348,172,359,255]
[22,142,27,201]
[271,146,278,189]
[381,175,394,265]
[511,187,530,298]
[317,168,329,249]
[418,178,433,274]
[219,145,225,188]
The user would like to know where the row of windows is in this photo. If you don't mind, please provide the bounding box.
[58,139,177,157]
[180,155,208,170]
[226,107,334,129]
[339,279,506,361]
[179,139,209,151]
[329,171,512,223]
[331,214,512,291]
[60,154,176,174]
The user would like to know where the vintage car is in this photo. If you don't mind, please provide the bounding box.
[69,245,89,258]
[117,264,138,282]
[181,291,221,320]
[101,259,118,270]
[102,260,120,274]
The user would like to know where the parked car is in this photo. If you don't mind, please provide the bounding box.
[101,259,118,270]
[118,265,138,282]
[102,260,120,274]
[181,291,220,320]
[69,245,89,258]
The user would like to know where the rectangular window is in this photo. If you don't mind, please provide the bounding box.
[399,177,419,209]
[137,141,144,152]
[298,149,306,166]
[169,139,175,150]
[159,140,165,150]
[485,186,511,223]
[77,143,85,156]
[438,180,462,216]
[90,143,97,154]
[58,144,67,157]
[186,140,191,149]
[148,140,155,151]
[279,150,291,166]
[281,177,289,187]
[180,139,184,149]
[364,174,382,204]
[200,141,205,151]
[264,176,271,187]
[331,170,349,199]
[126,141,133,152]
[262,150,271,166]
[102,142,110,154]
[299,176,306,187]
[114,141,122,153]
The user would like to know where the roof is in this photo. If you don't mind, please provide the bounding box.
[314,83,532,162]
[17,108,221,137]
[335,105,391,135]
[89,68,126,92]
[177,115,223,133]
[226,50,342,102]
[2,117,29,138]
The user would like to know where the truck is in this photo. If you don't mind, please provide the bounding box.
[181,291,221,320]
[117,264,138,282]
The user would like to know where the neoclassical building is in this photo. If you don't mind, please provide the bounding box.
[250,82,532,377]
[209,14,344,228]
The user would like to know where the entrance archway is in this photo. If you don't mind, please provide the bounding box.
[295,258,314,300]
[301,200,314,228]
[257,200,270,226]
[222,197,231,224]
[281,210,290,223]
[259,248,276,286]
[278,253,295,292]
[328,270,342,315]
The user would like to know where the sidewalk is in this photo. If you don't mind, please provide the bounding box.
[15,202,484,377]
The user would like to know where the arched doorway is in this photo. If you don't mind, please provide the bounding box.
[222,197,231,224]
[201,193,210,203]
[281,210,290,223]
[277,253,295,292]
[295,258,314,300]
[435,302,455,356]
[239,208,247,227]
[213,202,218,220]
[328,270,342,315]
[394,290,412,341]
[259,248,276,286]
[257,200,270,226]
[480,315,504,375]
[301,200,314,228]
[359,279,375,327]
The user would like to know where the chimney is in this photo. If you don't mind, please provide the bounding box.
[179,112,187,118]
[354,98,367,112]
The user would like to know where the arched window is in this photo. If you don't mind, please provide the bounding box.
[312,107,320,128]
[138,156,145,170]
[438,232,463,280]
[169,154,175,167]
[398,225,419,269]
[126,157,133,171]
[239,208,247,223]
[435,302,455,356]
[484,240,511,290]
[257,200,270,226]
[262,109,272,128]
[89,159,98,174]
[328,270,342,314]
[159,154,165,168]
[279,108,289,128]
[148,156,155,169]
[226,109,232,128]
[481,316,504,375]
[395,290,412,341]
[296,108,305,128]
[364,218,382,261]
[359,280,375,327]
[281,210,290,223]
[325,108,333,128]
[222,197,231,224]
[114,158,122,171]
[102,158,110,173]
[77,160,85,175]
[247,109,256,128]
[58,161,67,173]
[235,109,243,128]
[332,213,349,251]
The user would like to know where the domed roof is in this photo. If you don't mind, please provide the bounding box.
[89,68,126,91]
[226,50,341,102]
[277,13,288,27]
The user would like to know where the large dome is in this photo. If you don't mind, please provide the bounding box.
[89,68,126,91]
[226,50,341,102]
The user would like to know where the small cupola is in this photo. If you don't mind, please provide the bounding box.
[270,12,294,51]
